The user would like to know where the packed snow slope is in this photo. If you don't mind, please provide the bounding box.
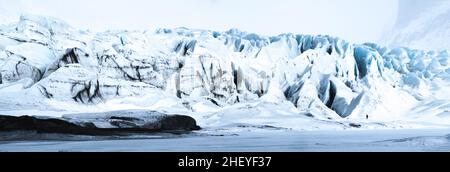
[1,15,450,130]
[383,0,450,51]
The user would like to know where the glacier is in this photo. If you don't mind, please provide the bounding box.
[0,14,450,132]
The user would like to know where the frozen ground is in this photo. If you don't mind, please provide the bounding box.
[2,129,450,151]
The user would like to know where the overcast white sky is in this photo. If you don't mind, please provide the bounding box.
[0,0,399,43]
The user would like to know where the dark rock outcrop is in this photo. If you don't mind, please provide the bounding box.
[0,113,200,138]
[158,115,200,130]
[0,115,86,134]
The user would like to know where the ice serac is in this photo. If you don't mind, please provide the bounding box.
[1,14,449,125]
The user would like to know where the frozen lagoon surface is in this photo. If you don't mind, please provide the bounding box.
[2,129,450,152]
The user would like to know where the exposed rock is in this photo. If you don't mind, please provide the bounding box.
[158,115,200,130]
[349,123,362,128]
[0,115,86,134]
[0,111,200,138]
